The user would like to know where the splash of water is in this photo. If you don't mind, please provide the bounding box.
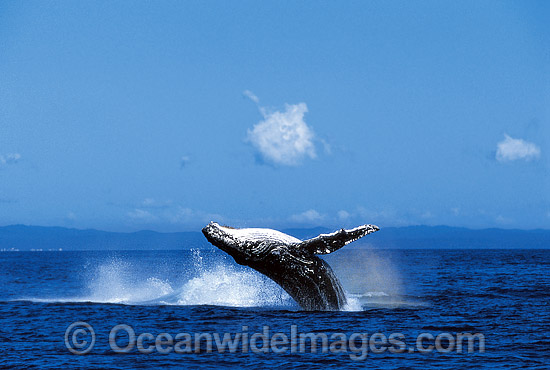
[19,249,419,311]
[324,249,429,310]
[342,295,363,311]
[78,250,292,307]
[166,265,290,307]
[85,257,174,304]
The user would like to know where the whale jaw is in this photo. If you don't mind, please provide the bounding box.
[201,222,239,255]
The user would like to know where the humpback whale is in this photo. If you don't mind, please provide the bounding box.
[202,222,379,311]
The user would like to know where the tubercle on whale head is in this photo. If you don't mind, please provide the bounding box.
[202,221,232,249]
[202,221,253,262]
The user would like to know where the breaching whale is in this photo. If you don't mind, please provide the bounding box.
[202,222,379,311]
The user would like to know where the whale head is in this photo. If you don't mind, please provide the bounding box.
[201,221,301,265]
[201,222,246,259]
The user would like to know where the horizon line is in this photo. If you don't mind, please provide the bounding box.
[1,223,549,233]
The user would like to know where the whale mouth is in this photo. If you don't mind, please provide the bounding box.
[202,222,231,247]
[202,222,247,257]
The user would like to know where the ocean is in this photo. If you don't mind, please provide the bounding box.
[0,248,548,369]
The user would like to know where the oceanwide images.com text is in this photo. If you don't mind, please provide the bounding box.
[65,322,485,360]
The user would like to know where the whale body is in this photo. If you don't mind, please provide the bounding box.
[202,222,379,311]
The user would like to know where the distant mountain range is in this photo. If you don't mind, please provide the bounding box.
[0,224,548,251]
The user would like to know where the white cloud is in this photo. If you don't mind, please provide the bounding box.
[167,207,226,225]
[127,204,226,227]
[127,209,158,222]
[0,153,21,166]
[420,211,434,219]
[142,198,157,207]
[290,209,324,223]
[140,198,172,209]
[495,214,513,224]
[337,210,350,220]
[246,95,316,166]
[168,206,194,223]
[243,90,260,104]
[320,138,332,155]
[496,134,541,162]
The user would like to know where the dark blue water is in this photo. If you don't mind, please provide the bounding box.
[0,249,548,369]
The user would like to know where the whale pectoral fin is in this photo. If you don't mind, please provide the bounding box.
[298,224,379,255]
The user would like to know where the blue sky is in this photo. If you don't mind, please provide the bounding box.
[0,1,548,231]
